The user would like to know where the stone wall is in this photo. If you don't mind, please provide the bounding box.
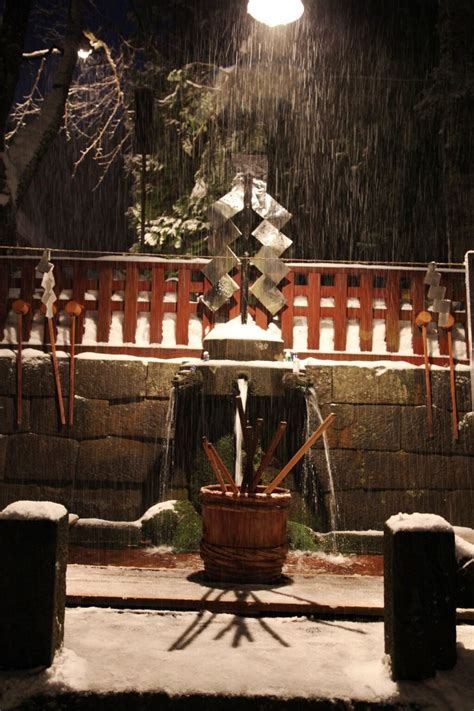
[0,352,472,531]
[305,365,474,530]
[0,353,180,520]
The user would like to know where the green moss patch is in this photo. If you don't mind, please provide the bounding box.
[287,520,317,551]
[141,499,202,550]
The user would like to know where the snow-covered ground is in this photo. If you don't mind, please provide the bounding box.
[0,609,473,710]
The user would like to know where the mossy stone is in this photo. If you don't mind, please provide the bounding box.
[141,508,179,545]
[287,520,317,551]
[172,501,202,551]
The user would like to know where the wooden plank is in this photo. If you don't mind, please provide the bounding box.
[333,272,347,351]
[176,267,191,345]
[72,263,87,344]
[0,263,9,333]
[150,266,165,344]
[410,274,425,356]
[307,272,321,350]
[359,272,373,351]
[20,263,35,341]
[97,265,113,343]
[385,271,400,352]
[66,565,384,617]
[280,273,295,349]
[123,264,139,343]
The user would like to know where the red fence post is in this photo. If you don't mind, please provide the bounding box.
[176,267,191,345]
[20,263,35,341]
[333,272,348,351]
[72,263,87,344]
[201,276,214,340]
[386,271,401,352]
[150,265,165,344]
[97,265,113,343]
[307,272,321,350]
[281,273,294,349]
[255,303,269,330]
[359,271,373,352]
[123,264,139,343]
[410,274,425,356]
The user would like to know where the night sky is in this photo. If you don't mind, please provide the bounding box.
[2,0,472,260]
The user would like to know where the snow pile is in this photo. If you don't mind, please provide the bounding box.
[386,512,453,533]
[203,315,283,342]
[140,500,178,522]
[0,500,67,521]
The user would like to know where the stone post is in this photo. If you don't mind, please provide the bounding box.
[0,500,69,669]
[384,512,457,681]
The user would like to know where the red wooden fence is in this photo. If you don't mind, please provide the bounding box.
[0,255,468,365]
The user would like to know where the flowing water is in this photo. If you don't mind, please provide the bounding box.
[158,385,177,501]
[304,385,339,533]
[234,377,249,485]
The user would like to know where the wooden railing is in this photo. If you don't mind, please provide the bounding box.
[0,254,468,364]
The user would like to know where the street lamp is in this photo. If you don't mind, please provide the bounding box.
[247,0,304,27]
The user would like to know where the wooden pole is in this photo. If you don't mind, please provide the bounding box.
[251,420,287,492]
[206,441,239,495]
[65,301,83,426]
[202,438,227,493]
[42,304,66,426]
[440,314,458,440]
[12,300,29,426]
[264,413,336,494]
[415,311,433,438]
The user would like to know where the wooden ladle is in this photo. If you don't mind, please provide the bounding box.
[415,310,433,438]
[65,301,83,426]
[439,313,458,440]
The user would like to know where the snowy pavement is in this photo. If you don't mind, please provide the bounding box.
[1,608,473,710]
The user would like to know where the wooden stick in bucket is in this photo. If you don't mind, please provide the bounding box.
[250,420,287,493]
[12,300,29,426]
[264,413,336,494]
[415,310,433,438]
[65,301,83,426]
[202,437,227,493]
[206,440,239,495]
[41,303,66,426]
[440,313,458,440]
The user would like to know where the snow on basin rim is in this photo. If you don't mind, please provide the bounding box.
[204,315,282,342]
[0,500,68,521]
[386,512,453,532]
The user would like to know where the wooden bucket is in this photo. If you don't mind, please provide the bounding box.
[200,484,291,584]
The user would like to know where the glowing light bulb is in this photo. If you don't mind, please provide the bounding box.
[78,47,92,60]
[247,0,304,27]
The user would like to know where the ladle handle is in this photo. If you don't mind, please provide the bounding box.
[264,413,336,494]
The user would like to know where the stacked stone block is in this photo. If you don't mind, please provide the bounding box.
[0,353,472,528]
[0,353,180,520]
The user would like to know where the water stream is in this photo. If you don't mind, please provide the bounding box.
[234,377,249,486]
[304,385,338,532]
[158,385,177,501]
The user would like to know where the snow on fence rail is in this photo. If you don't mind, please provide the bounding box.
[0,255,469,364]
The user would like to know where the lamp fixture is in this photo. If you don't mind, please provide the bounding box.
[247,0,304,27]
